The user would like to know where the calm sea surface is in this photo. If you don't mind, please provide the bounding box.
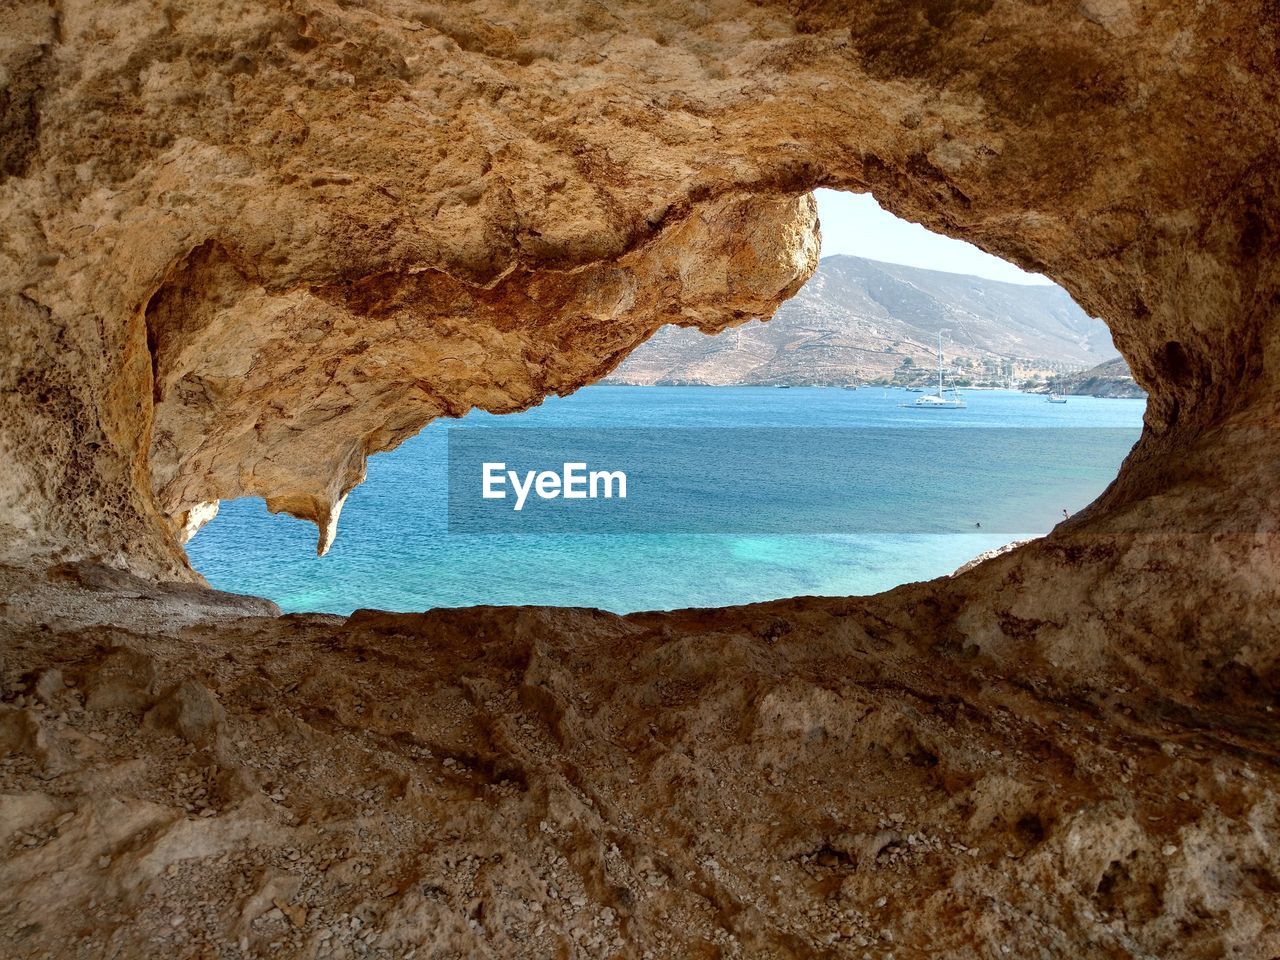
[188,387,1145,614]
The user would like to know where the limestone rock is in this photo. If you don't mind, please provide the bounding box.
[83,646,157,712]
[31,668,65,706]
[238,870,302,934]
[952,538,1034,576]
[143,679,224,746]
[0,0,1275,571]
[0,3,1277,958]
[0,706,73,778]
[0,578,1276,959]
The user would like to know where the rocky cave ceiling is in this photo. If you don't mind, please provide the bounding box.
[0,0,1276,576]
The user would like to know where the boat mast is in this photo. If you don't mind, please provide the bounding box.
[937,330,944,397]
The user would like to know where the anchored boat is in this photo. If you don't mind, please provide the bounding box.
[901,331,966,409]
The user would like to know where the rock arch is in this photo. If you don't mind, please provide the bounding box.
[1,2,1278,955]
[3,0,1275,582]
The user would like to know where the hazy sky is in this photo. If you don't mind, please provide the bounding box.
[815,188,1053,286]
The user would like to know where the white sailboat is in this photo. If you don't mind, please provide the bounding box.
[901,331,966,409]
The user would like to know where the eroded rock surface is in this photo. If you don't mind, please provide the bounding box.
[0,1,1278,957]
[1,0,1276,569]
[0,568,1277,959]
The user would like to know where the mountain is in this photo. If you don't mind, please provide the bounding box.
[1044,356,1146,398]
[606,255,1119,386]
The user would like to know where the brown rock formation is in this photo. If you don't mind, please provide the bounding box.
[3,0,1276,569]
[1,566,1277,958]
[0,0,1277,957]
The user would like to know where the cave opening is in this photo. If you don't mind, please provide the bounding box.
[4,2,1278,954]
[185,190,1144,615]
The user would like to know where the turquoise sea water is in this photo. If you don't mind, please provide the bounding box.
[188,387,1145,614]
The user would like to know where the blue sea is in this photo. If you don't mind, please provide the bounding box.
[188,387,1145,614]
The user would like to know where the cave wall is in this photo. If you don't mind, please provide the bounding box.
[1,7,1278,955]
[0,0,1277,578]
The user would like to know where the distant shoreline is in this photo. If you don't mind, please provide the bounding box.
[607,254,1118,389]
[594,383,1143,395]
